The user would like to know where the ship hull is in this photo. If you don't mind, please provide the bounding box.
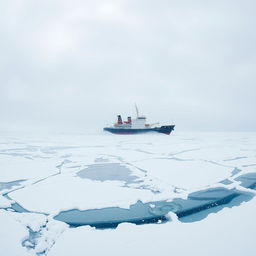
[104,125,175,135]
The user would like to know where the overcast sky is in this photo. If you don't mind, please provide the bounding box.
[1,0,256,132]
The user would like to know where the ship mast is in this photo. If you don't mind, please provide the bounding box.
[135,103,139,118]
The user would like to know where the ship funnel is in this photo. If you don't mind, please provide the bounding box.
[117,115,123,125]
[127,116,132,123]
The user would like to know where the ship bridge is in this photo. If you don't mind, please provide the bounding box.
[131,116,147,129]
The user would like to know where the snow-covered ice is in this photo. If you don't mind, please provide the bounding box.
[0,131,256,255]
[0,210,29,256]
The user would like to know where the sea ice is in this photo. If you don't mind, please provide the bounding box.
[0,210,29,256]
[1,131,256,256]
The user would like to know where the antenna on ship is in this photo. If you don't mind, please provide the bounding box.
[135,103,139,118]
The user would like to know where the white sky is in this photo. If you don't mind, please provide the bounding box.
[0,0,256,132]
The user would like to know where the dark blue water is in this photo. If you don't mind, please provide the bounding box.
[0,179,26,191]
[77,163,142,184]
[54,172,256,228]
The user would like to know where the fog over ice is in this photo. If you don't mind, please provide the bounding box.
[0,0,255,132]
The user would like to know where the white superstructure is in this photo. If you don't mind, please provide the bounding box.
[112,105,159,129]
[131,116,147,128]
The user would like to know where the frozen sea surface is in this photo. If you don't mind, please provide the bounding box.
[0,131,256,255]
